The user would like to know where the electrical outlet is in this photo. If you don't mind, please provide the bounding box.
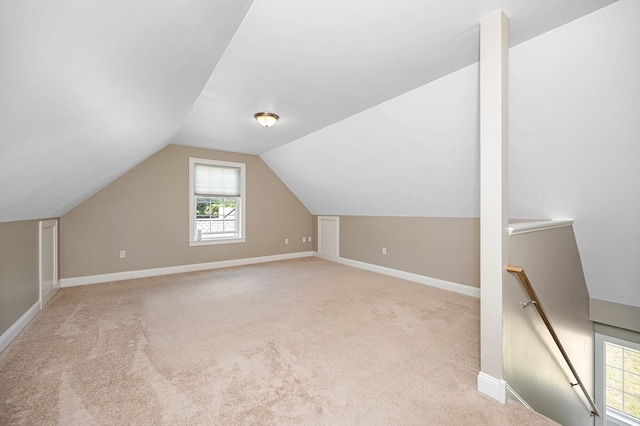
[119,250,126,259]
[303,237,306,242]
[382,247,387,255]
[308,236,312,242]
[285,238,289,245]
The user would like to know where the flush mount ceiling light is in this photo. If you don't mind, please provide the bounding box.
[254,112,279,128]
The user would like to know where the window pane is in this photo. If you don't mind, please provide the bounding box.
[607,387,624,411]
[605,341,640,421]
[194,196,238,239]
[625,371,640,397]
[607,342,624,369]
[626,348,640,375]
[607,366,624,390]
[623,393,640,419]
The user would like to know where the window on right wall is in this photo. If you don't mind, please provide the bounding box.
[595,332,640,426]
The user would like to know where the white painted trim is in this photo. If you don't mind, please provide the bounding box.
[506,383,534,410]
[189,237,245,247]
[61,252,313,287]
[478,371,507,404]
[315,253,480,298]
[0,301,40,354]
[315,252,341,263]
[317,216,339,258]
[508,220,574,236]
[595,332,606,426]
[39,219,60,309]
[479,9,509,384]
[188,157,246,245]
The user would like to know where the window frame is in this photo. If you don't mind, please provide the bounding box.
[595,332,640,426]
[188,157,246,246]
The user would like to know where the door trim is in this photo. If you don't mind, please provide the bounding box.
[39,219,59,309]
[317,215,339,260]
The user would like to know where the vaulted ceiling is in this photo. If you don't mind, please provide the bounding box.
[0,0,615,222]
[2,1,637,307]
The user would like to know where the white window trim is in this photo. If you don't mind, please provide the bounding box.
[595,332,640,426]
[189,157,246,246]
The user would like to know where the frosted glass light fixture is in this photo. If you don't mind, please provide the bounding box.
[254,112,279,128]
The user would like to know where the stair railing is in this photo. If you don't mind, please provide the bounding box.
[506,265,600,417]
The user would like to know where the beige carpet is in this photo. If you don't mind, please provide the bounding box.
[0,257,557,425]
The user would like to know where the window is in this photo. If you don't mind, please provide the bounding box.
[189,158,245,245]
[596,332,640,426]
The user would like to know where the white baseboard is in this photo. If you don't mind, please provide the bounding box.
[0,301,40,354]
[316,253,480,298]
[477,371,507,403]
[61,251,314,288]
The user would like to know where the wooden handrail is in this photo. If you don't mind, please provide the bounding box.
[506,265,600,417]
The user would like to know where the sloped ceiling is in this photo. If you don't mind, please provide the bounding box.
[263,0,639,308]
[3,1,636,307]
[0,0,252,222]
[262,63,482,217]
[0,0,615,222]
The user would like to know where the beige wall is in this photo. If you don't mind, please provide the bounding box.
[594,323,640,345]
[60,145,313,278]
[0,220,40,335]
[504,225,593,425]
[590,298,640,333]
[336,216,479,287]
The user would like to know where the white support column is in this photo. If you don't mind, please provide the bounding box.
[477,10,509,404]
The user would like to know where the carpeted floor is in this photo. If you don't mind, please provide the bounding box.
[0,257,557,425]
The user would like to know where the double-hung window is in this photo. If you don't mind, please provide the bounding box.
[595,332,640,426]
[189,158,245,245]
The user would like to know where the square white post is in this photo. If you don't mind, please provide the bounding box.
[478,10,509,403]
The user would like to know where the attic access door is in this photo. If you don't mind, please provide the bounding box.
[39,219,59,309]
[318,216,339,260]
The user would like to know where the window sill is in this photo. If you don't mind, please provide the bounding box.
[606,409,640,426]
[189,237,245,247]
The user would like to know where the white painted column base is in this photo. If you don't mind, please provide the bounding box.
[478,371,507,404]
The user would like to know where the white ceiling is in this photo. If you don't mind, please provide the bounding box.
[176,0,618,155]
[0,0,615,222]
[0,0,252,222]
[262,0,639,308]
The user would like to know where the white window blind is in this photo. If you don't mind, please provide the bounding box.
[194,164,240,197]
